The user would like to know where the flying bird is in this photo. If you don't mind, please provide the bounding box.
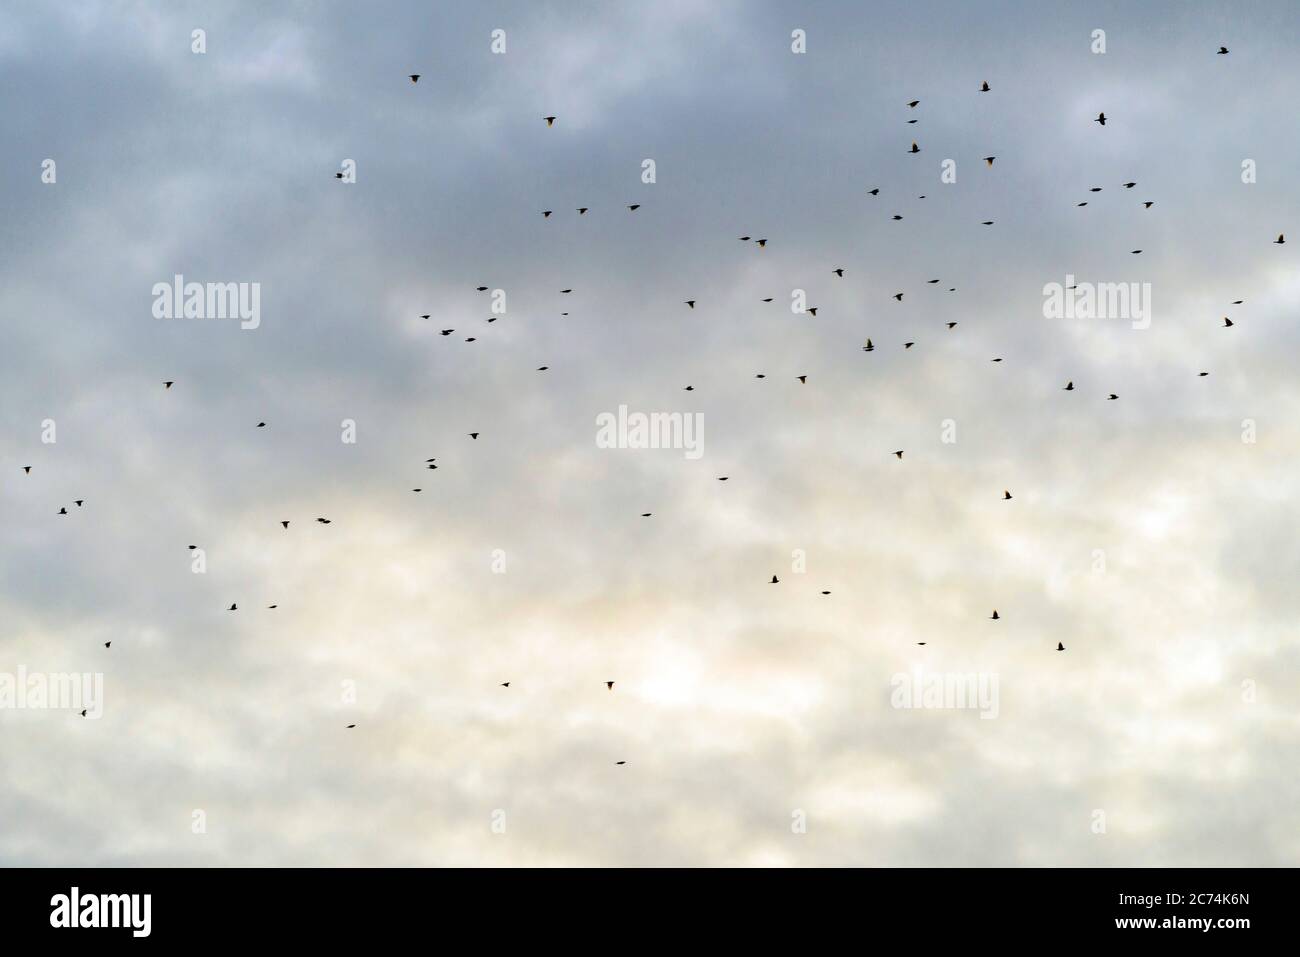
[408,74,420,83]
[544,115,556,126]
[980,80,990,92]
[1094,112,1107,126]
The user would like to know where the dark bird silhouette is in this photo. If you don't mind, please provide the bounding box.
[164,381,173,389]
[22,466,31,474]
[907,100,920,108]
[796,375,807,383]
[1217,46,1229,54]
[576,207,588,214]
[1064,381,1074,390]
[990,610,1000,620]
[1094,112,1107,126]
[1143,202,1154,208]
[770,575,779,584]
[1003,491,1012,500]
[57,507,67,515]
[1274,234,1286,244]
[316,517,332,523]
[544,115,556,126]
[980,80,990,92]
[542,210,552,217]
[408,74,420,83]
[863,338,874,352]
[868,188,880,195]
[893,450,904,459]
[1108,394,1119,400]
[104,641,111,648]
[606,681,614,690]
[1056,642,1065,651]
[628,204,640,211]
[908,141,920,153]
[501,682,510,688]
[685,300,696,308]
[833,268,844,277]
[1223,317,1234,327]
[281,521,290,528]
[228,603,237,611]
[983,156,995,166]
[469,432,479,439]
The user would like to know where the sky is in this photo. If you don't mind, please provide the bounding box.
[1,0,1297,866]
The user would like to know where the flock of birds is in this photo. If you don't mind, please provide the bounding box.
[23,44,1283,757]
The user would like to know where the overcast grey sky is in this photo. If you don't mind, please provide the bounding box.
[1,0,1297,866]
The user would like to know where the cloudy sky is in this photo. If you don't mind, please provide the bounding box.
[2,0,1297,866]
